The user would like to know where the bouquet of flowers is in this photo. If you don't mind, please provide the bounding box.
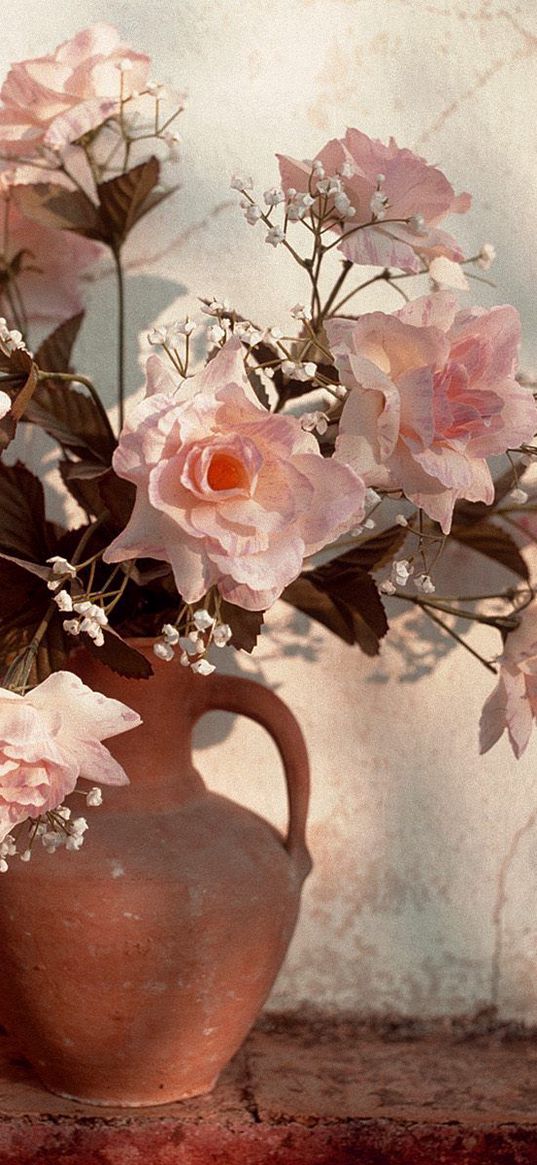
[0,22,535,868]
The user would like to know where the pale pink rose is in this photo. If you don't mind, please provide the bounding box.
[326,293,537,534]
[0,391,10,419]
[277,128,471,273]
[480,605,537,758]
[0,24,149,157]
[1,201,102,325]
[0,671,141,841]
[103,340,366,611]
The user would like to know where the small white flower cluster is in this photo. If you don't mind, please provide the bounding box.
[369,174,389,221]
[61,600,109,647]
[148,318,196,345]
[0,317,27,358]
[281,359,317,382]
[46,555,76,591]
[39,810,89,855]
[380,561,435,595]
[153,609,232,674]
[0,795,102,869]
[201,298,231,317]
[301,410,329,436]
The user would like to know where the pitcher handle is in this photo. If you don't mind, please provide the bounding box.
[193,672,312,882]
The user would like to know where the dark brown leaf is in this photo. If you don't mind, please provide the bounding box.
[451,521,529,581]
[10,361,39,421]
[326,525,407,574]
[97,157,162,246]
[24,380,116,462]
[283,564,389,655]
[0,615,68,688]
[84,628,153,679]
[219,601,264,653]
[0,462,47,561]
[0,551,51,581]
[35,313,84,375]
[12,183,102,238]
[97,469,135,528]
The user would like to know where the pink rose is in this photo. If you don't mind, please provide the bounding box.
[278,128,470,273]
[326,293,537,534]
[0,671,141,841]
[0,24,149,157]
[103,340,366,611]
[1,201,102,325]
[480,605,537,758]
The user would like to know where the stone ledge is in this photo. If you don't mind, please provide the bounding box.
[1,1012,537,1163]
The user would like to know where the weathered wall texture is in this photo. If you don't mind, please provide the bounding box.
[5,0,537,1019]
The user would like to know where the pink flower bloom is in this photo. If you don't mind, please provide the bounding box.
[277,128,471,273]
[480,605,537,758]
[1,200,102,325]
[326,293,537,534]
[0,391,10,419]
[103,340,366,611]
[0,24,149,157]
[0,671,141,841]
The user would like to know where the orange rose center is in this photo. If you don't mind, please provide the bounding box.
[207,452,248,492]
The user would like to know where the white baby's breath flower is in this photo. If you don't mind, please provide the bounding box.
[63,618,81,637]
[191,658,216,676]
[379,579,397,595]
[265,226,285,247]
[290,303,312,321]
[395,514,408,527]
[208,324,226,344]
[391,559,413,587]
[193,609,215,631]
[245,204,262,225]
[153,641,175,662]
[162,623,180,645]
[213,622,232,647]
[415,573,436,594]
[86,787,103,807]
[53,589,73,612]
[477,242,496,271]
[231,174,253,191]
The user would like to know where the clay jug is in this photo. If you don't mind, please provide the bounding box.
[0,644,311,1106]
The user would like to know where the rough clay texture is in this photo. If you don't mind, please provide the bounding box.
[2,1013,537,1163]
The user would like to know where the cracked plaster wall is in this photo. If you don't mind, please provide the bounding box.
[5,0,537,1020]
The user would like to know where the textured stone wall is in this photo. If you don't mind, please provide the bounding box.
[5,0,537,1020]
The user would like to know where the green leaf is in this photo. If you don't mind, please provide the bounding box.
[450,521,529,581]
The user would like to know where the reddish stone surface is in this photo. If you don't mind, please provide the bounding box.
[2,1013,537,1162]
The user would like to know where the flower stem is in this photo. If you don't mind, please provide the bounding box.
[113,246,126,433]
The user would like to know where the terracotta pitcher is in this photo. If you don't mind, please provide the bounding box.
[0,645,311,1106]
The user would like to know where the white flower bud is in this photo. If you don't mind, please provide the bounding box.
[191,658,216,676]
[193,609,215,631]
[86,787,103,807]
[153,641,175,662]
